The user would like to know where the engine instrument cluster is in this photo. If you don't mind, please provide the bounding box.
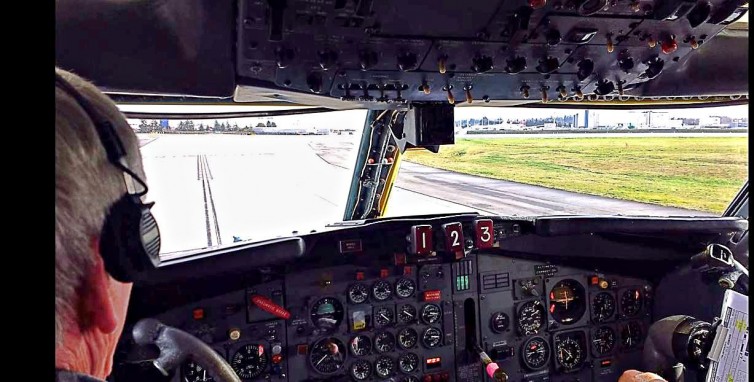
[126,217,660,382]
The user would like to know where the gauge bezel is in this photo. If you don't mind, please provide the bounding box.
[552,330,588,373]
[516,299,546,336]
[374,331,397,353]
[421,326,443,348]
[347,283,369,305]
[349,359,372,381]
[349,334,373,357]
[490,311,511,333]
[374,305,395,328]
[310,297,345,332]
[618,287,644,317]
[590,291,617,324]
[395,278,417,299]
[372,280,393,301]
[420,303,442,325]
[374,355,396,379]
[590,325,617,357]
[181,347,226,382]
[308,337,347,375]
[229,343,270,380]
[397,327,419,349]
[398,352,420,373]
[397,303,417,324]
[545,276,589,327]
[619,320,645,351]
[521,336,551,371]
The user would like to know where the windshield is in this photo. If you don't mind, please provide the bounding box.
[130,104,748,255]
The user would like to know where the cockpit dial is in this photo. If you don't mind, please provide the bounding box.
[549,279,586,324]
[592,292,616,323]
[231,344,268,379]
[517,300,546,335]
[395,278,416,298]
[309,338,346,374]
[182,360,216,382]
[620,289,643,317]
[372,280,393,301]
[310,297,344,331]
[521,337,550,370]
[347,284,369,304]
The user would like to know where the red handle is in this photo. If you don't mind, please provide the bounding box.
[250,294,291,320]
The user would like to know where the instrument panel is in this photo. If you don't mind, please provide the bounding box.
[128,217,660,382]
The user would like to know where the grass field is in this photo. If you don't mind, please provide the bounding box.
[403,136,748,213]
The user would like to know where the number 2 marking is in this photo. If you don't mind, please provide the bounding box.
[450,230,460,247]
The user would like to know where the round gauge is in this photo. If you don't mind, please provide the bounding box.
[490,312,510,333]
[521,337,550,370]
[421,327,443,348]
[310,297,344,331]
[398,304,417,324]
[231,344,268,379]
[555,337,585,371]
[620,289,643,317]
[517,300,546,336]
[372,280,393,301]
[592,326,617,356]
[309,337,347,374]
[350,335,372,356]
[421,304,442,324]
[375,306,395,327]
[350,359,372,381]
[398,327,418,349]
[374,331,396,353]
[620,321,643,349]
[374,356,396,379]
[182,360,215,382]
[402,377,420,382]
[398,352,419,373]
[592,292,616,323]
[395,278,416,298]
[348,284,369,304]
[548,279,586,324]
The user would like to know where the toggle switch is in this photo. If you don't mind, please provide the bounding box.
[464,85,473,103]
[606,34,614,53]
[520,85,531,99]
[438,55,448,74]
[443,85,455,104]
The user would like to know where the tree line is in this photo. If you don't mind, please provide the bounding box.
[136,120,277,133]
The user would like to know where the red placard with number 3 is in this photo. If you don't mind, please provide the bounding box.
[474,219,494,249]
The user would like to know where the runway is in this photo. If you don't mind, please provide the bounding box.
[137,134,709,255]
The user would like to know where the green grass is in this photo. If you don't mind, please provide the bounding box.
[403,136,748,212]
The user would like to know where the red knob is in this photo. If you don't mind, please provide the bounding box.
[529,0,547,8]
[661,38,678,54]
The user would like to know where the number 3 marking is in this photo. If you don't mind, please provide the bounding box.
[480,226,491,242]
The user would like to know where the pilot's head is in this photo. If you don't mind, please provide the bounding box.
[55,68,144,379]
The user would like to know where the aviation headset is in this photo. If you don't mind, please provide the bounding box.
[55,72,161,283]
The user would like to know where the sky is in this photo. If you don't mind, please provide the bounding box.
[121,104,748,129]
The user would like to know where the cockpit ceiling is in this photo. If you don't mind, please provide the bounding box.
[56,0,748,107]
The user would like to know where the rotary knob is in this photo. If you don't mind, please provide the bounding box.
[318,49,339,70]
[397,52,418,71]
[545,29,562,46]
[594,79,615,96]
[359,50,379,71]
[535,56,559,74]
[471,55,494,73]
[576,59,594,81]
[505,57,527,74]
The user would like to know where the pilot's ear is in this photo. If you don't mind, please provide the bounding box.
[79,237,118,335]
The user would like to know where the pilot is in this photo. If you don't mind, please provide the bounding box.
[55,67,145,382]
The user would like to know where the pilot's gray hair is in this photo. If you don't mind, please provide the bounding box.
[55,68,145,346]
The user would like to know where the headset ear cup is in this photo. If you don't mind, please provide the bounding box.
[100,196,137,283]
[99,195,162,283]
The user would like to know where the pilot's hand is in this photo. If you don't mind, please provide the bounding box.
[619,370,667,382]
